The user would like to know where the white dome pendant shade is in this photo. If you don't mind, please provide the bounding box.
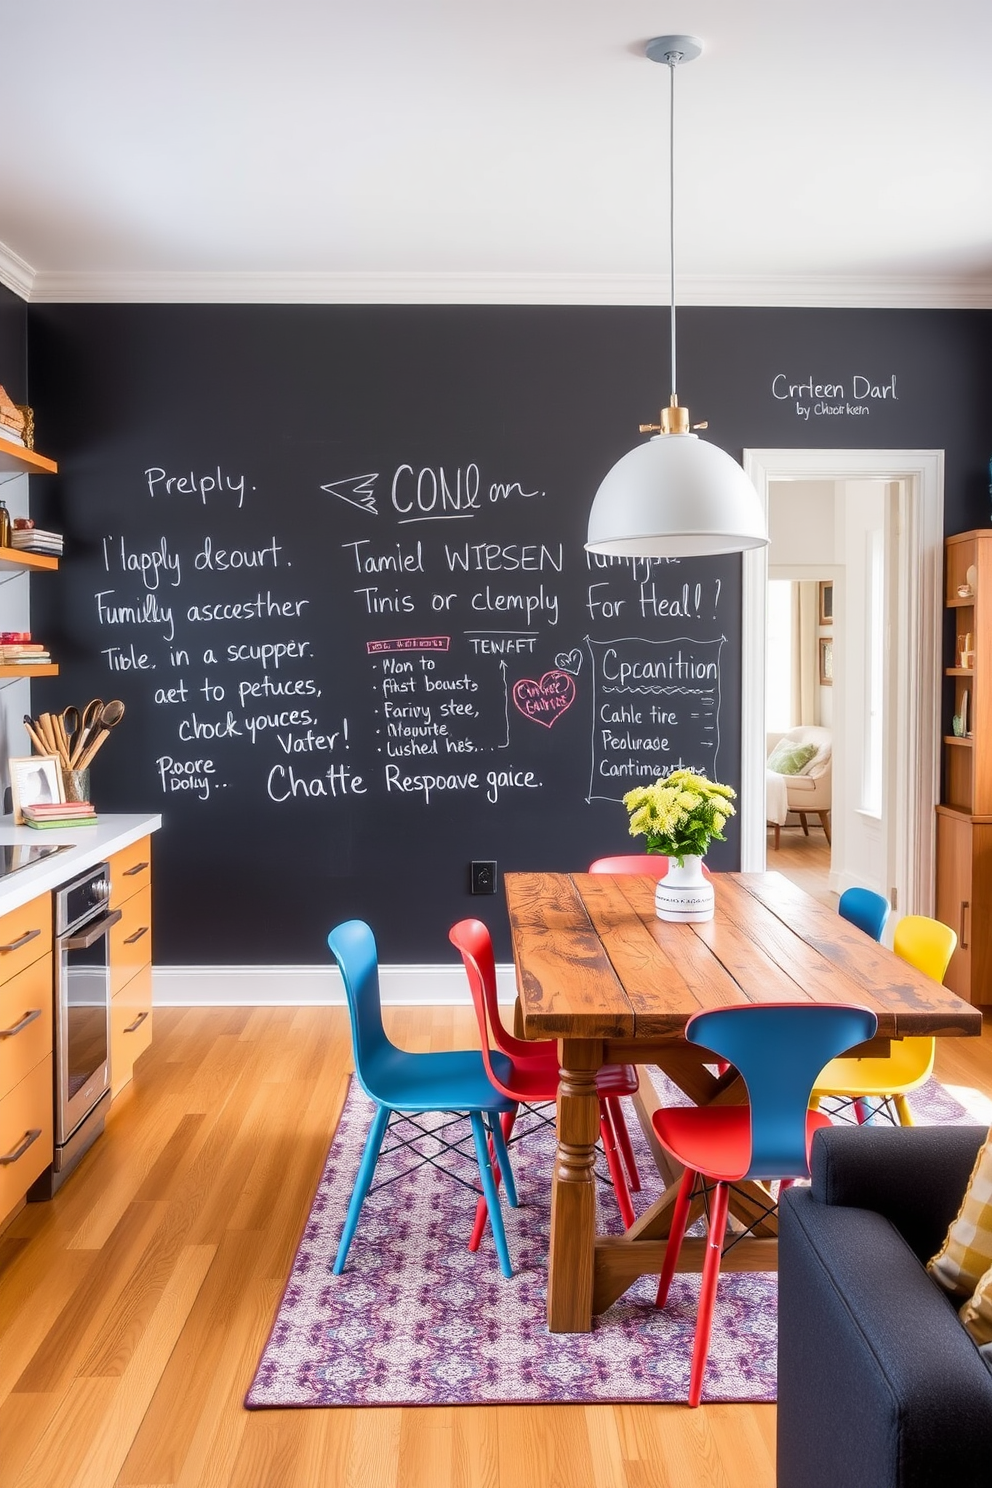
[585,35,768,560]
[586,428,768,559]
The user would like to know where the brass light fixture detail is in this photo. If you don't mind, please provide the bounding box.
[639,396,708,436]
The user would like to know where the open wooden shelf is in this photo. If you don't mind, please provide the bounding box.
[0,664,58,679]
[0,547,59,573]
[944,734,974,747]
[0,435,58,477]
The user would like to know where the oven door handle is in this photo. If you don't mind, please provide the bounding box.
[64,907,122,951]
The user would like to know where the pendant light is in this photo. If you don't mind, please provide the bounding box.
[586,36,767,559]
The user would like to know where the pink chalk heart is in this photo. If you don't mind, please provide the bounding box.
[512,669,576,728]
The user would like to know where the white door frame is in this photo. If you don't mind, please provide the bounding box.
[741,449,944,917]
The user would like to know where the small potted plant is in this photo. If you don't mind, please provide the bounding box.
[622,769,736,922]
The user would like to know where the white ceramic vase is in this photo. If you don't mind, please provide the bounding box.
[654,855,715,923]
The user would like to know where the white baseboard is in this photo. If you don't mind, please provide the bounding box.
[152,963,520,1007]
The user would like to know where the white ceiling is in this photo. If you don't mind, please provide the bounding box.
[2,0,992,304]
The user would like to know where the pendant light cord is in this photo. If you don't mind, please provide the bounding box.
[668,53,679,406]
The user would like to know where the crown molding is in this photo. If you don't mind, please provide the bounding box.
[21,267,992,309]
[0,239,36,300]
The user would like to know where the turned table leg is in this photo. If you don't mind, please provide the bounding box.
[547,1038,603,1332]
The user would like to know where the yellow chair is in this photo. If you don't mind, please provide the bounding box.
[811,914,957,1126]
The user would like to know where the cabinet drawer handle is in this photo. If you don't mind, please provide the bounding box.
[123,926,149,946]
[123,862,149,876]
[0,1128,41,1166]
[960,900,970,950]
[123,1010,149,1034]
[0,928,41,954]
[0,1008,41,1039]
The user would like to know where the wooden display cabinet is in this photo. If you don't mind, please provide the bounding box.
[936,530,992,1003]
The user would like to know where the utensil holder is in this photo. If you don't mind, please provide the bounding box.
[62,767,91,804]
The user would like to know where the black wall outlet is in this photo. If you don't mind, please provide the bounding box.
[470,860,497,895]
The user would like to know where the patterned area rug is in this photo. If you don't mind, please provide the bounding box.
[246,1074,970,1409]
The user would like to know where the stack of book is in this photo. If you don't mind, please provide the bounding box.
[0,640,52,665]
[10,527,62,557]
[22,801,98,830]
[0,386,26,445]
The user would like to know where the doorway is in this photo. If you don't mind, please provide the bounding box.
[741,450,944,920]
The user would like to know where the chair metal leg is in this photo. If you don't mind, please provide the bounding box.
[469,1110,513,1278]
[600,1100,636,1229]
[607,1095,642,1193]
[332,1102,391,1275]
[469,1107,516,1252]
[488,1111,517,1207]
[689,1180,731,1408]
[656,1167,696,1308]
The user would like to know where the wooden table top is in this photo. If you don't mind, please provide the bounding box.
[505,870,983,1042]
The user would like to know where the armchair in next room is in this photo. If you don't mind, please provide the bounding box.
[766,726,831,850]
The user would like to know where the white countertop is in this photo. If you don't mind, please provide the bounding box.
[0,813,162,915]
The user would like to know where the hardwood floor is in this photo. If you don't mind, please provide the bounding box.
[2,1003,990,1488]
[765,825,834,907]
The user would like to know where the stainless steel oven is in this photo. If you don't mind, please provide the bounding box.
[29,862,121,1198]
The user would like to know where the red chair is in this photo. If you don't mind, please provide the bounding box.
[449,918,641,1245]
[652,1001,878,1406]
[588,854,713,877]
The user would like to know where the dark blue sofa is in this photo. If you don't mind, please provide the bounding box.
[778,1124,992,1488]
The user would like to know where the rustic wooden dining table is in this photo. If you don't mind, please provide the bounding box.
[504,869,983,1333]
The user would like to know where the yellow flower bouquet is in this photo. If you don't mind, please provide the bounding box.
[622,770,736,866]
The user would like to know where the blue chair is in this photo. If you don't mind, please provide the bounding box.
[328,919,519,1278]
[837,886,890,942]
[652,1000,878,1406]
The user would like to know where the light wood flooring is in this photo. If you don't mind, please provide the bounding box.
[765,824,834,907]
[2,1004,990,1488]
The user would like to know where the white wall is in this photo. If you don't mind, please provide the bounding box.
[835,479,886,898]
[767,481,839,735]
[768,482,837,568]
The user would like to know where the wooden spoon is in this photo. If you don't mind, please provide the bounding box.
[22,714,49,756]
[99,699,125,730]
[75,702,125,772]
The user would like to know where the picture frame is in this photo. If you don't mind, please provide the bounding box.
[819,637,833,686]
[818,580,834,626]
[9,754,65,825]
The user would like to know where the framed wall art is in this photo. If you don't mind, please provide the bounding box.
[8,754,65,824]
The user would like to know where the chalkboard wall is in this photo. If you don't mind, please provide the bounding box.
[24,303,992,964]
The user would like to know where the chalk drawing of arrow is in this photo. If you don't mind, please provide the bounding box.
[320,473,379,514]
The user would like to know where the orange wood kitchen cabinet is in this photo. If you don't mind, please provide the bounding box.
[0,892,54,1224]
[108,837,153,1095]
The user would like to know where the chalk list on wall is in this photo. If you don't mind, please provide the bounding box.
[86,458,734,823]
[27,303,756,960]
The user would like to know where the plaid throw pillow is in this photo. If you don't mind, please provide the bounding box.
[960,1261,992,1346]
[927,1131,992,1299]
